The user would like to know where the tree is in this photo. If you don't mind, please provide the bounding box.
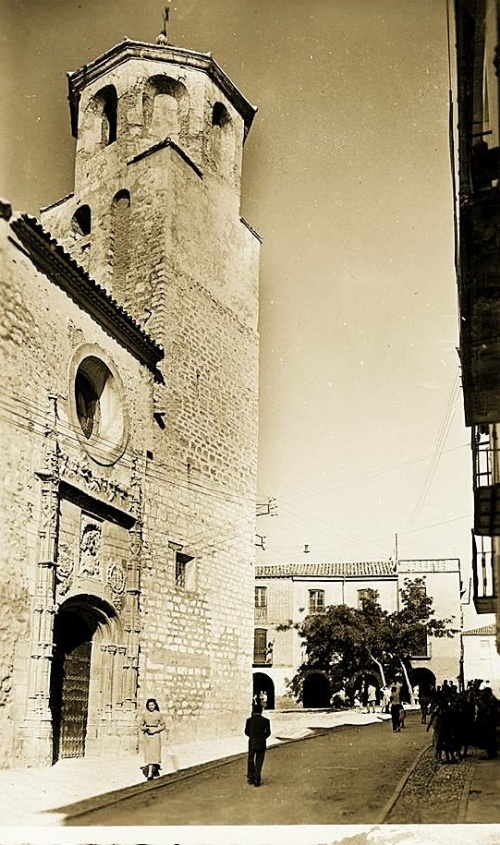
[289,578,455,704]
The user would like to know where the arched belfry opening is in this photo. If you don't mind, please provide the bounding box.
[143,75,189,141]
[210,101,234,167]
[84,85,118,150]
[49,594,120,762]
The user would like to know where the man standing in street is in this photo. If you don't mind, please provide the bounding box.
[245,703,271,786]
[390,678,403,733]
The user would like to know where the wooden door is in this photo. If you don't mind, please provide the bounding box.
[59,640,92,759]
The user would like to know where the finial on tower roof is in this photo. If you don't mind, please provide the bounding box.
[156,4,170,46]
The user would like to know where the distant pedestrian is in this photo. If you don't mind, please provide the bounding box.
[140,698,166,781]
[245,703,271,787]
[380,685,391,713]
[366,684,377,713]
[399,704,406,728]
[390,680,403,732]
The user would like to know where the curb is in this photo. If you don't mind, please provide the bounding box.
[376,741,433,824]
[456,750,477,823]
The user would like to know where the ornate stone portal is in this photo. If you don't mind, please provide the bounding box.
[20,399,143,765]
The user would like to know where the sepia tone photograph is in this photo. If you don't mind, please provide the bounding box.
[1,0,500,842]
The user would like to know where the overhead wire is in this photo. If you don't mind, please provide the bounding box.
[407,368,461,527]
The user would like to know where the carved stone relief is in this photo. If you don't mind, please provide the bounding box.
[107,561,126,595]
[79,515,102,579]
[59,451,131,509]
[55,540,75,597]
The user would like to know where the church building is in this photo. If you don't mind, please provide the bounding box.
[0,32,260,767]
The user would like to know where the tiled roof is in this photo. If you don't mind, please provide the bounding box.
[463,624,497,636]
[255,561,397,579]
[398,558,460,573]
[11,214,164,373]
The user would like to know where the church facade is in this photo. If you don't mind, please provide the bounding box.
[0,36,260,767]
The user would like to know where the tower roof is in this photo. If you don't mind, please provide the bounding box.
[67,39,257,140]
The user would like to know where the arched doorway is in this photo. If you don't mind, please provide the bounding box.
[303,672,331,708]
[49,595,118,762]
[353,671,383,706]
[409,667,436,699]
[252,672,275,710]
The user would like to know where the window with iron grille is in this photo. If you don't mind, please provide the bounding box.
[309,589,325,614]
[175,552,196,591]
[253,628,267,664]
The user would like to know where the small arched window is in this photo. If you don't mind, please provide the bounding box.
[71,205,91,237]
[210,102,233,167]
[212,102,231,129]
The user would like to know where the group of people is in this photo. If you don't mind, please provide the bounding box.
[422,679,499,763]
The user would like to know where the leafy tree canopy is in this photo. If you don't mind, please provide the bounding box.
[289,578,455,703]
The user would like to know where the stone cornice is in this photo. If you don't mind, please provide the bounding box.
[11,214,164,376]
[67,39,257,140]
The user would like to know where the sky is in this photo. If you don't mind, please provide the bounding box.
[0,0,483,622]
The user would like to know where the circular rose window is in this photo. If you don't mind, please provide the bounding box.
[70,347,128,465]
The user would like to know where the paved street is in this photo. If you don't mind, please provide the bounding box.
[66,713,432,826]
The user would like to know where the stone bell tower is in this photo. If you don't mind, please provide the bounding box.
[41,32,260,338]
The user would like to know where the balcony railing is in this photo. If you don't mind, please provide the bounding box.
[254,606,267,623]
[472,426,500,535]
[473,426,497,489]
[472,532,497,613]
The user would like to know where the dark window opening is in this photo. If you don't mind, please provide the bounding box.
[212,102,230,128]
[253,628,267,664]
[175,552,195,590]
[75,371,100,439]
[71,205,91,237]
[102,93,117,145]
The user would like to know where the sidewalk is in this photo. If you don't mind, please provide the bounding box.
[0,708,389,827]
[461,748,500,823]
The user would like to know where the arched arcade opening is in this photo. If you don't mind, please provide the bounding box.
[252,672,275,710]
[409,667,437,699]
[303,672,331,708]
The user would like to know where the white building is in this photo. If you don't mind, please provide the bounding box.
[253,559,463,709]
[462,624,500,698]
